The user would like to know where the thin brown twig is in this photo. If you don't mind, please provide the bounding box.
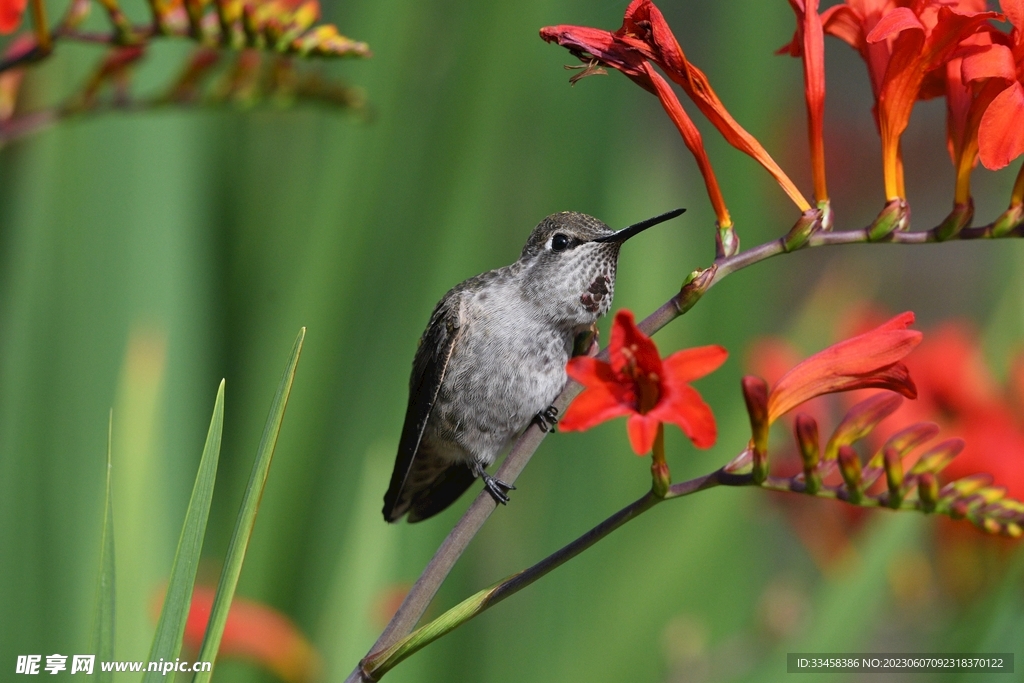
[360,469,731,680]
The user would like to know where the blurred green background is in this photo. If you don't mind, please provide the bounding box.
[2,1,1023,682]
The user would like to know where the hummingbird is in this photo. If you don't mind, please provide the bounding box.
[382,208,685,523]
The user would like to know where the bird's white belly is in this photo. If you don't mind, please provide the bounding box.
[431,307,571,466]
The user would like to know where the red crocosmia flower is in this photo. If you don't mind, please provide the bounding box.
[766,312,922,423]
[560,309,727,455]
[540,13,732,231]
[944,28,1016,206]
[181,585,321,683]
[824,0,998,200]
[974,0,1024,170]
[779,0,829,205]
[0,0,27,34]
[541,0,813,223]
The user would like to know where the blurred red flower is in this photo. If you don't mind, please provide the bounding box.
[0,0,27,34]
[181,585,321,683]
[560,309,727,455]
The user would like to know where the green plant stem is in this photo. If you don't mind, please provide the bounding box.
[361,469,728,680]
[345,215,1023,683]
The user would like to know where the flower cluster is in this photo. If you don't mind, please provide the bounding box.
[746,310,1024,537]
[542,0,1024,251]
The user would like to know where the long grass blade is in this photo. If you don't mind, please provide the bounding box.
[194,328,305,682]
[93,410,116,683]
[141,380,226,683]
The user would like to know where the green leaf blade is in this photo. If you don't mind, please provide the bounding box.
[141,379,226,683]
[194,328,305,683]
[93,410,116,683]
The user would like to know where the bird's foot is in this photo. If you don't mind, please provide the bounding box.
[534,405,559,433]
[474,463,515,505]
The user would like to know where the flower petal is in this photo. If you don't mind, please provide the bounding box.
[961,43,1017,83]
[642,63,732,228]
[566,355,617,388]
[538,24,646,78]
[979,81,1024,170]
[626,413,660,455]
[767,312,922,421]
[617,0,811,211]
[609,309,663,378]
[866,7,925,44]
[560,385,633,432]
[1002,0,1024,33]
[662,345,728,384]
[821,4,866,51]
[651,383,718,449]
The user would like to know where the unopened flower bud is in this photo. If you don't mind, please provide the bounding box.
[742,376,769,484]
[868,198,909,241]
[817,199,833,232]
[935,200,974,241]
[837,445,863,504]
[716,224,739,258]
[982,518,1001,534]
[651,457,671,499]
[992,203,1024,238]
[783,208,822,252]
[918,472,939,513]
[824,393,903,461]
[676,265,716,315]
[908,438,964,477]
[883,446,903,509]
[794,414,821,495]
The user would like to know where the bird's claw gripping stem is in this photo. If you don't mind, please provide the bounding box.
[534,405,559,433]
[474,462,516,505]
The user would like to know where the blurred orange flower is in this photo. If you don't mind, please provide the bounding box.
[181,585,321,683]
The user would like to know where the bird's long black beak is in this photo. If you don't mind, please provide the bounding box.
[592,207,686,244]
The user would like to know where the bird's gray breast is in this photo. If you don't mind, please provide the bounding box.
[430,284,571,465]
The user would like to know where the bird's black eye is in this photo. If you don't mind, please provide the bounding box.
[551,233,571,252]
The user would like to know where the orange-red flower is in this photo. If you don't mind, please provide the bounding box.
[824,0,998,201]
[540,10,733,234]
[541,0,814,249]
[766,312,922,423]
[943,29,1015,208]
[181,585,321,683]
[779,0,829,206]
[0,0,27,34]
[974,0,1024,170]
[561,309,727,455]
